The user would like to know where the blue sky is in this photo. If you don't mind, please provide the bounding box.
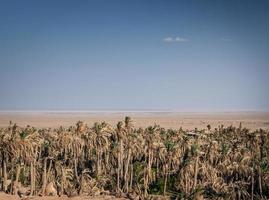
[0,0,268,111]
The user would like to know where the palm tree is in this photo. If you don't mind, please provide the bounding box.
[0,118,269,199]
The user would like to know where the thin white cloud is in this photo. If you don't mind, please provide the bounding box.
[163,37,173,42]
[175,37,189,42]
[163,36,189,43]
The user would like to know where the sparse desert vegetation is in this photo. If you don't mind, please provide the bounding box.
[0,117,269,200]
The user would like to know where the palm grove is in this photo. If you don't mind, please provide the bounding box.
[0,117,269,199]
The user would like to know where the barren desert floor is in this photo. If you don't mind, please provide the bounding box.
[0,111,269,130]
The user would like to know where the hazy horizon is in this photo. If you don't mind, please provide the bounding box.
[0,109,268,113]
[1,0,269,111]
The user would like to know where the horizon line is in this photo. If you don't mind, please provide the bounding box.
[0,109,268,113]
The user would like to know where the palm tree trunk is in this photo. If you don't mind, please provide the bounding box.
[144,150,151,197]
[47,159,53,178]
[184,171,188,194]
[60,166,65,196]
[78,175,84,195]
[13,164,21,195]
[258,167,263,196]
[2,158,7,192]
[10,162,14,194]
[144,168,147,197]
[120,140,123,178]
[163,167,167,196]
[74,158,79,182]
[105,150,109,175]
[99,150,102,175]
[33,161,36,193]
[251,167,254,200]
[193,156,199,190]
[30,161,35,196]
[157,159,159,177]
[96,145,100,177]
[124,149,131,192]
[41,158,48,196]
[117,149,121,192]
[129,163,133,189]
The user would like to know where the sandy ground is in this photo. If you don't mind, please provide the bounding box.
[0,193,126,200]
[0,111,269,131]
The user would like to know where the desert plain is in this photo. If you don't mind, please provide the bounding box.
[0,111,268,131]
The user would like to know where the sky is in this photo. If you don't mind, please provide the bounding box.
[0,0,269,111]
